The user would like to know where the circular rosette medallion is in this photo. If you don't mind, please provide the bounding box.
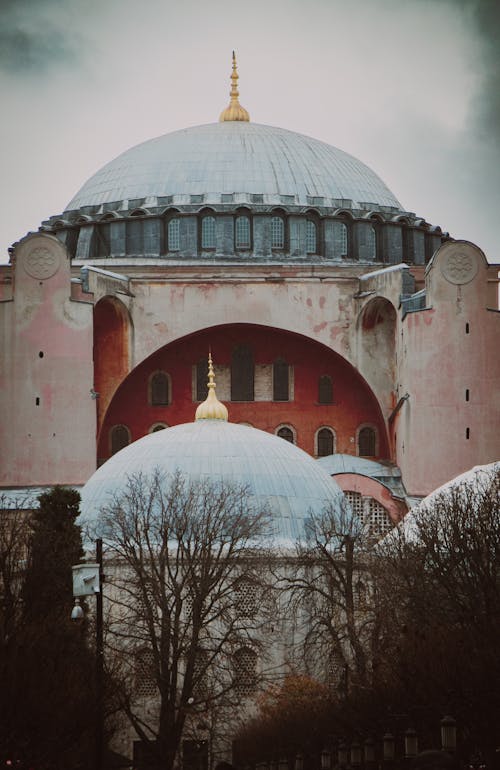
[23,245,61,280]
[441,249,478,285]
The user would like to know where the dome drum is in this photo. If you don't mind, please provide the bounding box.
[47,206,444,266]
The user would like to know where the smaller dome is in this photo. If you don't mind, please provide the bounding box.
[80,420,344,543]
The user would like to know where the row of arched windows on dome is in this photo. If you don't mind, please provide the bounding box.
[110,422,377,458]
[94,213,354,258]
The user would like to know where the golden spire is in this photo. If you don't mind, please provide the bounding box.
[219,51,250,122]
[195,352,229,421]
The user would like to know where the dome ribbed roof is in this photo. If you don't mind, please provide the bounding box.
[65,122,403,212]
[80,420,344,542]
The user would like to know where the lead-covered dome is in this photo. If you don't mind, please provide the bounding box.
[80,420,344,543]
[65,122,403,213]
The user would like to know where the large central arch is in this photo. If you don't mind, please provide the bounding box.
[96,323,389,465]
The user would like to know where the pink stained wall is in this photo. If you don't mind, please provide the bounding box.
[395,242,500,496]
[0,234,96,487]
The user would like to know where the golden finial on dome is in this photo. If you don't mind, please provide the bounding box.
[219,51,250,123]
[195,352,229,421]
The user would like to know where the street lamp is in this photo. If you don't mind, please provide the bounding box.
[350,742,362,768]
[338,742,348,770]
[321,749,331,770]
[71,538,104,770]
[383,733,395,763]
[440,716,457,753]
[404,728,418,759]
[364,738,376,767]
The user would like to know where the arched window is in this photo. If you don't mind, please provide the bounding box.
[271,216,285,249]
[233,647,257,696]
[273,358,289,401]
[358,426,376,457]
[367,226,377,260]
[135,649,156,699]
[306,220,317,254]
[235,579,258,617]
[318,375,333,404]
[317,427,334,457]
[167,218,180,251]
[126,218,143,255]
[201,216,216,249]
[235,215,251,249]
[340,222,348,257]
[231,345,254,401]
[150,372,170,406]
[149,423,168,433]
[277,426,295,444]
[110,425,130,455]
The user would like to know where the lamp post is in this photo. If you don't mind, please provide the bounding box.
[71,538,104,770]
[440,717,457,754]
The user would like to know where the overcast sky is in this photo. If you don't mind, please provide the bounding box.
[1,0,499,264]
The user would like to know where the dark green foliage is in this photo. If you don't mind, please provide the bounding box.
[0,487,98,768]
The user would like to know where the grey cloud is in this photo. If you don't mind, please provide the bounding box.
[0,0,83,74]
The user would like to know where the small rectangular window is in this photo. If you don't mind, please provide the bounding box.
[221,193,234,203]
[466,322,470,334]
[280,194,295,205]
[251,194,264,203]
[465,389,470,402]
[190,194,204,204]
[466,427,470,440]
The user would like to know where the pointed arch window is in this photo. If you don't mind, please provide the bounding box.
[201,216,216,249]
[231,345,254,401]
[306,220,317,254]
[273,358,289,401]
[150,371,170,406]
[235,215,251,249]
[358,426,376,457]
[318,375,333,404]
[317,427,335,457]
[271,216,285,249]
[110,424,130,455]
[167,218,180,251]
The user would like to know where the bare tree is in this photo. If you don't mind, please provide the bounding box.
[0,495,32,656]
[277,500,384,694]
[96,469,272,770]
[375,466,500,755]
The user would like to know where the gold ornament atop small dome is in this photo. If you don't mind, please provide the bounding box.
[219,51,250,123]
[195,352,229,421]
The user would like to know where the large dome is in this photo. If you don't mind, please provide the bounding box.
[65,122,403,213]
[80,419,344,542]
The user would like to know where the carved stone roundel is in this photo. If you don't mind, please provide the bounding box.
[23,246,61,280]
[441,250,478,285]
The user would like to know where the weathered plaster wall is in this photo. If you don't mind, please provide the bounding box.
[396,242,500,495]
[0,234,96,487]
